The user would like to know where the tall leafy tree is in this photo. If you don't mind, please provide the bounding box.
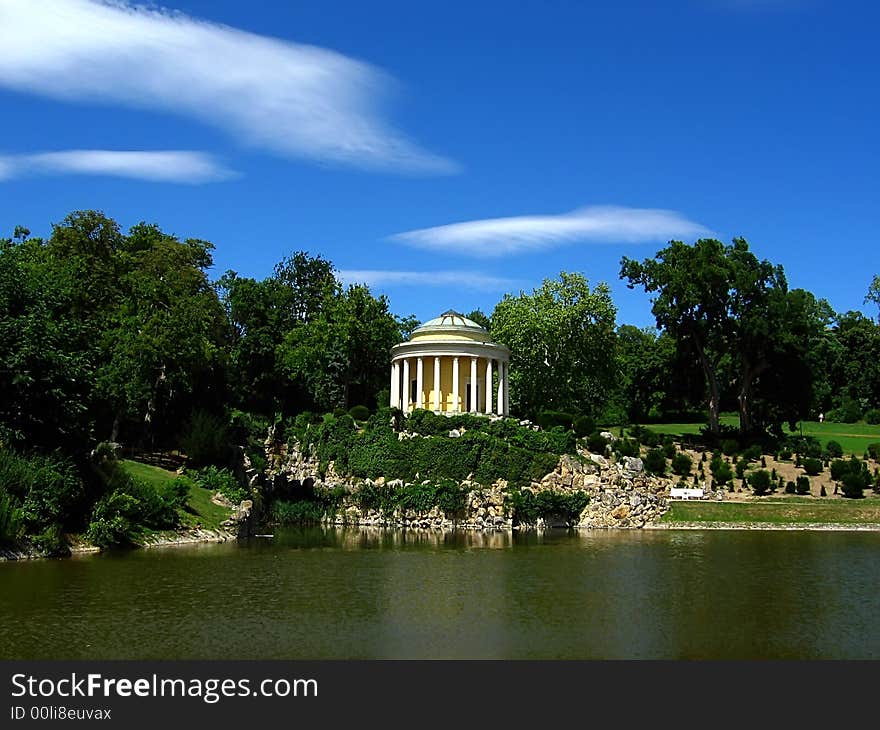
[867,274,880,321]
[491,272,617,419]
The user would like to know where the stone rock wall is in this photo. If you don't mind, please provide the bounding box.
[264,438,719,530]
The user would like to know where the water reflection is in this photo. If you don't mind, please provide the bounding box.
[2,527,879,659]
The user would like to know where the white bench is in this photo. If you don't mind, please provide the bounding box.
[670,487,704,500]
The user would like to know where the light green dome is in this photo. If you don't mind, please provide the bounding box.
[413,309,487,335]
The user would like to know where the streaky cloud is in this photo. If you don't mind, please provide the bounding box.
[339,270,519,292]
[390,205,713,257]
[0,0,456,174]
[0,150,235,183]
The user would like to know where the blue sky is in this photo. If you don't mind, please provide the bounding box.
[1,0,877,328]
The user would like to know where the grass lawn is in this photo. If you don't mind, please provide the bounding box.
[628,415,880,456]
[661,496,880,526]
[119,459,231,532]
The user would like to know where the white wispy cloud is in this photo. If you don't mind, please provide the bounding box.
[339,270,519,291]
[0,0,455,174]
[391,205,713,257]
[0,150,234,183]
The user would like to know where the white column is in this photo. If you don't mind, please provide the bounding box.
[470,357,478,413]
[402,358,410,413]
[390,360,399,409]
[452,357,460,413]
[416,357,424,409]
[485,358,493,414]
[503,362,510,416]
[496,360,504,416]
[433,357,441,412]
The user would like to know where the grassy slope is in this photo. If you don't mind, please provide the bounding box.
[118,459,231,532]
[661,497,880,525]
[629,416,880,456]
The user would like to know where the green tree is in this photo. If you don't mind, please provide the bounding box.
[490,272,617,419]
[866,274,880,321]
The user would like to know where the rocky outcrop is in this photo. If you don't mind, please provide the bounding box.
[263,438,721,530]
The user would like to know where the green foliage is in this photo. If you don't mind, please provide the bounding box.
[615,438,640,458]
[586,431,609,454]
[748,469,772,496]
[778,448,792,461]
[826,398,862,424]
[0,489,22,544]
[868,443,880,461]
[507,488,589,527]
[270,499,326,525]
[802,457,823,476]
[742,444,763,462]
[662,441,676,460]
[721,439,739,456]
[735,458,747,479]
[348,405,370,422]
[536,411,575,431]
[671,452,693,477]
[709,455,734,485]
[841,472,866,499]
[188,466,246,504]
[824,440,843,459]
[796,476,811,495]
[643,448,666,475]
[865,409,880,425]
[572,415,596,437]
[491,272,618,419]
[180,410,231,468]
[784,481,796,494]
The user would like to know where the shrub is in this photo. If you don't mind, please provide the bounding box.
[270,499,326,525]
[348,405,371,422]
[802,458,823,476]
[662,442,676,460]
[508,488,589,527]
[721,439,739,457]
[710,456,733,485]
[735,458,747,480]
[829,459,851,482]
[826,399,861,424]
[867,443,880,461]
[786,436,823,459]
[0,490,22,544]
[671,452,693,477]
[19,454,84,531]
[742,445,763,462]
[572,415,595,437]
[180,410,231,468]
[586,431,609,454]
[796,476,811,495]
[615,439,640,458]
[865,408,880,425]
[536,411,575,431]
[820,485,827,497]
[784,481,796,495]
[188,466,246,505]
[643,448,667,476]
[748,469,772,496]
[824,440,844,459]
[841,472,866,499]
[640,429,662,448]
[778,448,792,461]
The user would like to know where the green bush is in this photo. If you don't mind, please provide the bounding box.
[572,415,595,437]
[536,411,575,431]
[586,431,609,454]
[640,429,662,448]
[802,458,823,476]
[824,440,844,459]
[820,485,827,497]
[841,472,866,499]
[0,490,22,544]
[796,476,810,495]
[778,448,792,461]
[786,436,823,459]
[270,499,326,525]
[348,405,371,421]
[826,399,862,424]
[615,439,640,458]
[721,439,739,457]
[867,443,880,461]
[188,466,246,504]
[662,442,676,460]
[709,456,733,485]
[748,469,772,496]
[507,488,589,527]
[181,410,231,468]
[784,481,796,495]
[865,409,880,425]
[829,459,851,482]
[742,444,762,462]
[643,448,666,476]
[671,452,693,477]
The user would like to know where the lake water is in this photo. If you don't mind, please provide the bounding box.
[2,527,879,659]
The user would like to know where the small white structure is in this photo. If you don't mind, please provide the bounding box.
[670,487,704,500]
[390,310,511,415]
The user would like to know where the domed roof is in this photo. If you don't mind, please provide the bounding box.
[413,309,487,334]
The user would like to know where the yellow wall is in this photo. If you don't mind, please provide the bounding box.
[402,355,492,413]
